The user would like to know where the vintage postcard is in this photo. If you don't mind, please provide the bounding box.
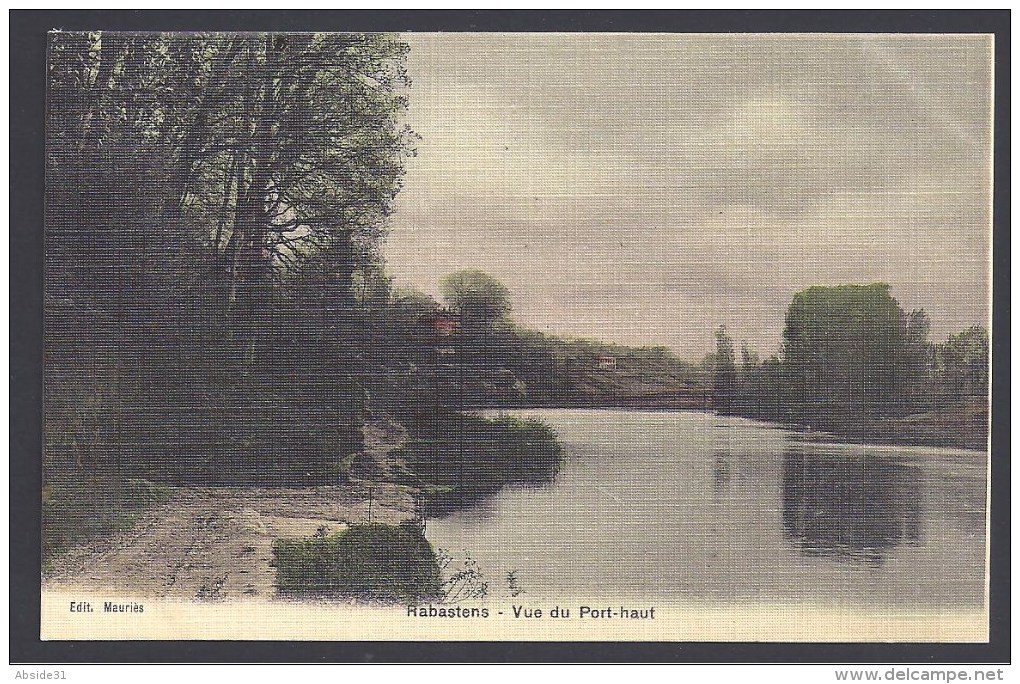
[40,31,993,642]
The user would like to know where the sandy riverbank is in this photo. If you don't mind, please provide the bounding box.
[43,481,417,600]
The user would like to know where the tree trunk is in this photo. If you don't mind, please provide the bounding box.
[226,35,283,378]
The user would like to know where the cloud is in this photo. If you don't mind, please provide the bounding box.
[386,33,992,358]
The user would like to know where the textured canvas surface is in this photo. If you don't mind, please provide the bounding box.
[41,31,992,642]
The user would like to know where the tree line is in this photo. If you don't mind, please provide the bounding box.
[706,284,989,441]
[351,271,988,440]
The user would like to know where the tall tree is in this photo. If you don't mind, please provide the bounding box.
[439,269,513,332]
[712,326,738,413]
[933,326,989,404]
[782,284,921,427]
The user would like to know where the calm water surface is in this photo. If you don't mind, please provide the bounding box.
[425,409,988,608]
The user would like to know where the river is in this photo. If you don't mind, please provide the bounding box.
[425,409,988,609]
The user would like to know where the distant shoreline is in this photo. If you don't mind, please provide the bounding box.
[463,402,989,452]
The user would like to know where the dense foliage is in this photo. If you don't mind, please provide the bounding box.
[45,32,415,486]
[782,284,925,423]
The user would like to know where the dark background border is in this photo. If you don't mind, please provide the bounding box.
[10,9,1010,664]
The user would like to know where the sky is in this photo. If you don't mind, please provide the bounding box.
[382,33,993,360]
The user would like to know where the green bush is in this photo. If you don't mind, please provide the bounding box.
[272,522,443,602]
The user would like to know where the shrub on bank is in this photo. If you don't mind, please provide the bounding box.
[272,522,443,602]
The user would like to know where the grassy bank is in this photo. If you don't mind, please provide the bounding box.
[42,477,174,566]
[796,401,989,451]
[395,411,563,514]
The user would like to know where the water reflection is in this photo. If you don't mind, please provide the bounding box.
[712,452,732,499]
[429,411,987,608]
[781,450,923,566]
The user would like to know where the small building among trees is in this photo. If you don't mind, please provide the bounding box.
[431,312,460,337]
